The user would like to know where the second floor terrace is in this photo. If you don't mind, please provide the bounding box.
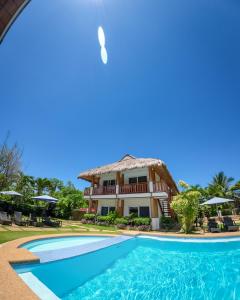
[84,181,172,197]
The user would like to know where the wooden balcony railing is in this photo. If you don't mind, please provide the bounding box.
[119,183,148,194]
[92,185,116,195]
[84,187,91,196]
[153,181,169,193]
[84,181,169,196]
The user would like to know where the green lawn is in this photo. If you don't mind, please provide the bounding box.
[80,223,117,231]
[0,227,118,244]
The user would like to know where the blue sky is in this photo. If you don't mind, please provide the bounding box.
[0,0,240,189]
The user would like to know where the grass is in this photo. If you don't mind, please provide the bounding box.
[0,221,119,244]
[80,224,117,231]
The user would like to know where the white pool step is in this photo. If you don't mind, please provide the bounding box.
[35,235,133,263]
[19,272,60,300]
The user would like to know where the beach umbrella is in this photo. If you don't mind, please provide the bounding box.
[32,195,59,217]
[200,197,234,206]
[0,191,22,196]
[32,195,58,203]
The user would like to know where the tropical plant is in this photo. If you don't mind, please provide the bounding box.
[207,172,235,198]
[171,181,201,233]
[54,183,86,218]
[133,217,151,226]
[160,216,176,230]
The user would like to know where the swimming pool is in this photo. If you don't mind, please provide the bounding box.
[14,236,240,300]
[21,236,110,252]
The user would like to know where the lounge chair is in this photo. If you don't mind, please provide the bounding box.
[42,216,62,227]
[14,211,27,226]
[208,218,221,233]
[28,213,43,227]
[223,217,239,232]
[0,211,12,225]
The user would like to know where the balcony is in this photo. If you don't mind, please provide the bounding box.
[93,185,116,195]
[119,183,148,194]
[84,181,170,197]
[84,187,91,196]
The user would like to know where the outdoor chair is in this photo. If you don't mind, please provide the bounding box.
[0,211,12,225]
[208,218,221,233]
[28,213,43,227]
[14,211,28,226]
[42,216,62,227]
[223,217,239,232]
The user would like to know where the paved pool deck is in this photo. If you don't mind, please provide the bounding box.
[2,231,240,300]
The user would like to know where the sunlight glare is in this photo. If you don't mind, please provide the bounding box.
[98,26,105,48]
[101,47,108,64]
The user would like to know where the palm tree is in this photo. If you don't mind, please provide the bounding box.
[208,172,235,198]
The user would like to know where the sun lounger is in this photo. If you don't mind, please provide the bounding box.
[14,211,27,226]
[208,218,221,233]
[223,217,239,231]
[28,213,43,227]
[0,211,12,225]
[43,216,62,227]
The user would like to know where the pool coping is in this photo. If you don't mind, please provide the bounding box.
[2,231,240,299]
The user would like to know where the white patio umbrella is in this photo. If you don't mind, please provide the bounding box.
[32,195,58,203]
[0,191,22,196]
[200,197,234,206]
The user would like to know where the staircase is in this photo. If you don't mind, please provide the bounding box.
[158,199,171,217]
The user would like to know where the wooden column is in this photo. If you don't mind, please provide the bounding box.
[116,199,124,216]
[88,199,92,212]
[150,198,159,218]
[116,172,121,185]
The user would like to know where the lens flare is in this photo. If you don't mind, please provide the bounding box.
[98,26,105,48]
[101,47,108,64]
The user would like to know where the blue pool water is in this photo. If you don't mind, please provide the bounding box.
[21,236,110,252]
[15,237,240,300]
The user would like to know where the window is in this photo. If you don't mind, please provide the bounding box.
[129,177,137,184]
[129,207,138,217]
[109,207,115,213]
[138,176,147,183]
[101,206,109,216]
[103,180,116,186]
[129,176,147,184]
[101,206,115,216]
[129,206,150,217]
[139,206,150,217]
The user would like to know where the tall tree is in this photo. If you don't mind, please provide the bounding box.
[208,172,235,198]
[0,134,22,190]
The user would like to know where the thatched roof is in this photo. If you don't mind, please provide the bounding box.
[78,154,178,193]
[0,0,30,43]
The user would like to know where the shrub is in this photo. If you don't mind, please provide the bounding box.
[171,190,201,233]
[160,216,176,230]
[96,215,109,225]
[83,213,96,221]
[137,225,151,231]
[106,211,118,224]
[133,217,151,226]
[115,218,129,225]
[222,209,232,216]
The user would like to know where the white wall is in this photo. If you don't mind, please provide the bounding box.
[123,168,149,184]
[97,167,149,186]
[99,173,116,186]
[123,197,151,216]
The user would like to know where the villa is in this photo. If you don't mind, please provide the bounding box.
[78,154,178,229]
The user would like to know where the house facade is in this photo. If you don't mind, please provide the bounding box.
[78,154,178,229]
